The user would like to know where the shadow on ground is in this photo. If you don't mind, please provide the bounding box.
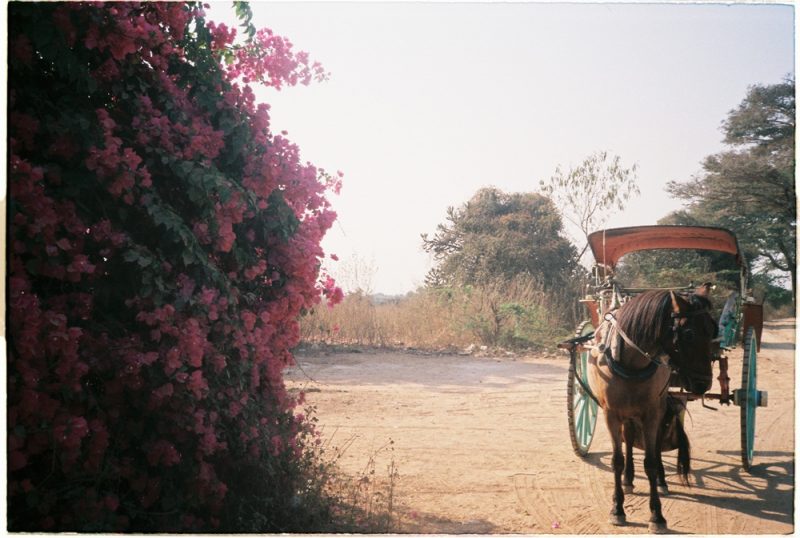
[583,449,794,528]
[394,508,497,534]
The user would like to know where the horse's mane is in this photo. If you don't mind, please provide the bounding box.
[615,289,714,350]
[615,290,674,348]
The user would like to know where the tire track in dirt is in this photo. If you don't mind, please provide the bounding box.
[287,320,794,534]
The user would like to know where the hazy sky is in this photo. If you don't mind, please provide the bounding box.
[208,1,795,295]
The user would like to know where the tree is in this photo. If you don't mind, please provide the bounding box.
[8,2,341,532]
[667,76,796,302]
[421,187,579,290]
[539,151,640,262]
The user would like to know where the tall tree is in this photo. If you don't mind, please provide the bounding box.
[539,151,640,262]
[421,187,579,290]
[667,76,796,301]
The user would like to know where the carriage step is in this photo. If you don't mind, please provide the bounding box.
[733,389,768,407]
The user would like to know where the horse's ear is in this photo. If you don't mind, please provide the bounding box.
[670,290,683,315]
[695,282,714,297]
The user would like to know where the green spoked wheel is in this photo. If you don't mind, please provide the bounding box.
[739,326,765,471]
[567,321,598,457]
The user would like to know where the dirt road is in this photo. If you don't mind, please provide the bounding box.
[286,319,795,534]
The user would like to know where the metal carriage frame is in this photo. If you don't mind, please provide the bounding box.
[561,225,767,471]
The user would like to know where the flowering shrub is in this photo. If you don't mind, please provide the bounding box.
[8,2,341,531]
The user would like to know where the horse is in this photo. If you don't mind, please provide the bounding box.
[587,286,717,532]
[622,284,718,497]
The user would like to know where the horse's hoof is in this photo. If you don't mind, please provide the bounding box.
[609,514,626,526]
[658,485,669,496]
[623,484,634,494]
[649,521,668,534]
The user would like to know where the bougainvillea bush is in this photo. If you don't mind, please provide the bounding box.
[8,2,343,531]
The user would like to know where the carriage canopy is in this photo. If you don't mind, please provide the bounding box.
[587,225,744,269]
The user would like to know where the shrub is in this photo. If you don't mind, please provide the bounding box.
[8,2,341,531]
[447,276,573,348]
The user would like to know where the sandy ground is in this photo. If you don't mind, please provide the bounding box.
[285,319,795,534]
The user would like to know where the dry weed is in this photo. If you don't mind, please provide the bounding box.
[301,278,578,351]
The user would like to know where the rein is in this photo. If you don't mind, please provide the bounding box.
[603,312,669,369]
[598,313,671,384]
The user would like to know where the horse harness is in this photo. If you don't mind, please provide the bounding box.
[594,302,711,382]
[571,297,713,406]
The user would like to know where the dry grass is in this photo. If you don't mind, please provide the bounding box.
[323,436,399,532]
[301,277,579,351]
[295,420,400,533]
[301,290,464,349]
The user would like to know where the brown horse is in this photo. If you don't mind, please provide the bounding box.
[588,287,717,532]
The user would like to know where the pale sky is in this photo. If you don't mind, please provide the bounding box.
[208,1,795,295]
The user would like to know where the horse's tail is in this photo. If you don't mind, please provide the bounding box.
[674,411,691,486]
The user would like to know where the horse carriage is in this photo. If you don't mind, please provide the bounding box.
[559,225,766,532]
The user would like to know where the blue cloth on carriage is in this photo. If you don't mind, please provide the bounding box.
[718,291,739,334]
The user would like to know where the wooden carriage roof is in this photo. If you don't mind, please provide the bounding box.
[587,225,743,268]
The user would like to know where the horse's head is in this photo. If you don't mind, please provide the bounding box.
[668,283,718,394]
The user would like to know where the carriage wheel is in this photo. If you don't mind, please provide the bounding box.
[738,326,767,471]
[567,320,598,457]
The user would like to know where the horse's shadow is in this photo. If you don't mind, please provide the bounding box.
[582,449,794,526]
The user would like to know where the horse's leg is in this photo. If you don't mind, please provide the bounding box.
[607,414,626,526]
[623,421,635,494]
[658,403,675,494]
[643,412,668,533]
[657,454,668,495]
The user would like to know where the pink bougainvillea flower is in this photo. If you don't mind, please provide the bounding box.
[8,1,339,530]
